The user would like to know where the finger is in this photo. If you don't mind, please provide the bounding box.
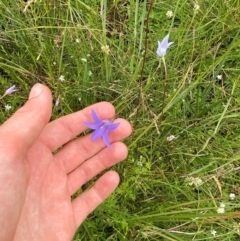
[72,171,119,226]
[68,142,127,195]
[0,84,52,158]
[37,102,115,151]
[54,118,131,174]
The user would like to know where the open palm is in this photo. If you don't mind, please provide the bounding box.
[0,84,131,241]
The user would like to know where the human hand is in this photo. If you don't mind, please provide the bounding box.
[0,84,132,241]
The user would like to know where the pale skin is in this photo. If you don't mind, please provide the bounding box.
[0,84,132,241]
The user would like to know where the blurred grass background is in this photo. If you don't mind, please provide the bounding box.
[1,0,240,240]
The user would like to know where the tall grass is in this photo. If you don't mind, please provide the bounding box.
[1,0,240,240]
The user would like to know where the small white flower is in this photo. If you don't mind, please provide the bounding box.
[210,230,217,236]
[137,161,143,168]
[233,222,240,233]
[5,104,12,111]
[101,45,110,55]
[217,203,226,214]
[229,193,236,200]
[75,38,80,43]
[220,202,225,208]
[88,70,92,76]
[185,177,203,187]
[217,74,222,80]
[217,207,225,214]
[81,58,87,62]
[59,75,65,82]
[167,135,176,142]
[193,3,200,11]
[194,177,203,187]
[194,177,203,186]
[166,10,173,18]
[53,61,56,65]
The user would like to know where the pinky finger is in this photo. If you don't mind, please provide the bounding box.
[72,171,120,227]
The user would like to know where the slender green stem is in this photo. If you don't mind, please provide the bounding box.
[101,0,109,82]
[161,56,168,117]
[0,94,6,100]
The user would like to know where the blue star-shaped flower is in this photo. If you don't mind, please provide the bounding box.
[84,109,120,147]
[156,34,173,57]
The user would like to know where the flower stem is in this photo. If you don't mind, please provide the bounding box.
[161,57,168,118]
[0,94,6,100]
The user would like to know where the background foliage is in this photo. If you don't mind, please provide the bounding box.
[1,0,240,240]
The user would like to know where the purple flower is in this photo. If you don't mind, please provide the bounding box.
[5,85,17,95]
[84,109,120,147]
[156,34,173,57]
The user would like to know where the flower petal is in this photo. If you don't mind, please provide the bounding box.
[91,128,107,141]
[157,48,166,57]
[102,131,111,147]
[161,34,170,48]
[167,41,174,48]
[107,122,120,131]
[84,121,102,130]
[91,109,102,123]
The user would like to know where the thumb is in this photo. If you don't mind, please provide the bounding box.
[0,84,52,158]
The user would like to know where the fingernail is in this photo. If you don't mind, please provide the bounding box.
[29,84,43,99]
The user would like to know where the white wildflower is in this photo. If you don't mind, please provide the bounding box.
[233,223,240,233]
[186,176,203,187]
[167,135,176,142]
[217,74,222,80]
[137,161,143,168]
[166,10,173,18]
[88,70,92,76]
[217,202,226,214]
[81,58,87,62]
[217,207,225,214]
[59,75,65,82]
[229,193,236,200]
[210,230,217,236]
[193,3,200,12]
[101,45,110,55]
[76,38,80,43]
[5,104,12,111]
[220,202,225,208]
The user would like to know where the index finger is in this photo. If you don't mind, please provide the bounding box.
[37,102,115,151]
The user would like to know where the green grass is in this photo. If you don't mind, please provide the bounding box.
[1,0,240,240]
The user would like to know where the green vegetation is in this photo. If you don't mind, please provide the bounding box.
[1,0,240,240]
